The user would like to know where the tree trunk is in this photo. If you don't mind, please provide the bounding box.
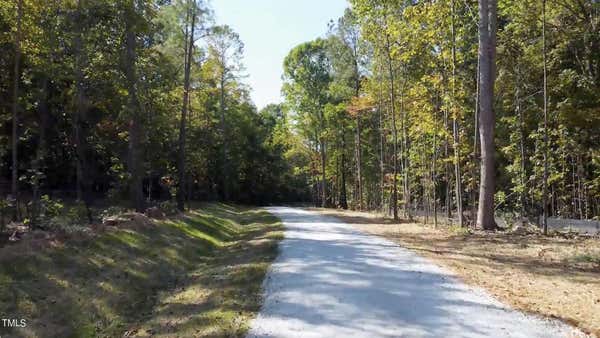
[32,77,49,226]
[219,72,229,200]
[577,157,584,219]
[125,0,144,212]
[433,106,438,229]
[320,136,327,207]
[11,0,23,219]
[73,0,93,222]
[355,115,363,210]
[339,156,347,209]
[451,0,464,227]
[477,0,498,230]
[354,59,363,211]
[177,1,196,211]
[385,34,399,221]
[32,3,60,225]
[471,53,480,226]
[444,101,451,222]
[542,0,549,234]
[312,133,320,206]
[378,74,386,212]
[516,65,527,224]
[400,90,411,220]
[340,128,348,209]
[423,149,428,225]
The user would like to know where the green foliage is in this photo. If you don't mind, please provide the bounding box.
[449,224,472,236]
[100,205,128,219]
[570,252,600,267]
[0,0,309,215]
[39,195,63,219]
[28,197,90,232]
[281,0,599,220]
[0,0,597,223]
[158,200,179,215]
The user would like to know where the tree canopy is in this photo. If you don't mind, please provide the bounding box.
[0,0,598,228]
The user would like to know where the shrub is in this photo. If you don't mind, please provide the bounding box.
[0,198,11,231]
[40,195,64,219]
[66,201,89,224]
[449,224,472,236]
[158,200,179,216]
[100,206,128,220]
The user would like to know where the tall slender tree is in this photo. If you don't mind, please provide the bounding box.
[124,0,144,212]
[177,0,197,211]
[11,0,23,218]
[207,25,244,201]
[385,32,399,221]
[450,0,464,227]
[477,0,498,230]
[73,0,89,209]
[283,39,332,207]
[541,0,549,234]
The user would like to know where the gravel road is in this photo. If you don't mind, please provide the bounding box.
[247,207,584,338]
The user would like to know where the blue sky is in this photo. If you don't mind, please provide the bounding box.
[211,0,348,110]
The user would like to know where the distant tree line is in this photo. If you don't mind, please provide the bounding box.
[282,0,599,230]
[0,0,310,226]
[1,0,598,231]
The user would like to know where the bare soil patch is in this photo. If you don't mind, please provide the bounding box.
[310,208,600,337]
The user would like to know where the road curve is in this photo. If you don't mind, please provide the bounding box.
[247,207,583,338]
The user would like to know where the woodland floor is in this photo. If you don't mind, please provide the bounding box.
[0,203,283,338]
[310,208,600,337]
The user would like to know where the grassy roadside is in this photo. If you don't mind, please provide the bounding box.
[0,203,283,338]
[310,208,600,337]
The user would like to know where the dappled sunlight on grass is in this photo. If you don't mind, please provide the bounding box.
[0,204,282,338]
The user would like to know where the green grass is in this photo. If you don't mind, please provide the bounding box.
[0,203,282,338]
[571,252,600,265]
